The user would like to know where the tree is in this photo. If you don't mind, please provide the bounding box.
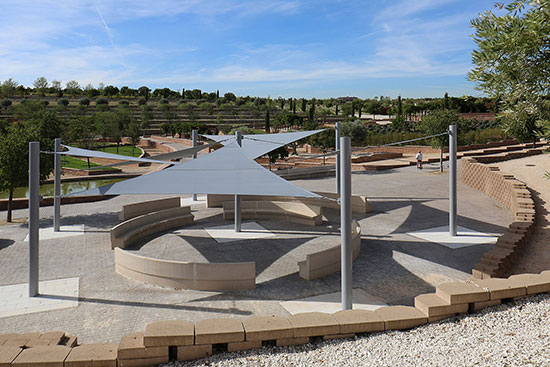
[65,80,80,97]
[301,98,307,112]
[468,0,550,146]
[138,86,151,101]
[0,123,40,221]
[93,112,117,148]
[265,109,270,132]
[51,80,63,97]
[33,77,48,96]
[67,114,95,167]
[420,110,464,172]
[0,78,18,98]
[126,121,141,155]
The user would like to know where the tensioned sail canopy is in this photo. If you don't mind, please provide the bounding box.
[69,141,321,198]
[60,145,173,165]
[201,130,324,159]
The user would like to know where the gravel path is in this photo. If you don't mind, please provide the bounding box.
[164,294,550,367]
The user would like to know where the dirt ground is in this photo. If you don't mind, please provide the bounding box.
[494,153,550,274]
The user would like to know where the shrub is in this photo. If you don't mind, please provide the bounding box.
[138,98,147,106]
[79,98,90,106]
[58,98,69,107]
[118,100,129,107]
[160,98,169,104]
[1,99,12,109]
[96,98,108,105]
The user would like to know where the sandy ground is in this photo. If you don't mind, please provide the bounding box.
[494,153,550,273]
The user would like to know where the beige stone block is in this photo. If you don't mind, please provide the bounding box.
[414,293,469,317]
[508,274,550,294]
[2,333,41,348]
[275,337,310,347]
[12,345,71,367]
[118,356,169,367]
[194,318,244,344]
[0,346,22,367]
[471,278,527,300]
[177,344,212,361]
[25,332,65,348]
[60,335,78,347]
[144,320,194,347]
[469,299,501,313]
[65,344,117,367]
[227,340,262,352]
[332,309,384,334]
[374,306,427,330]
[428,315,451,323]
[436,282,490,304]
[288,312,340,337]
[243,315,293,341]
[322,334,355,341]
[118,333,168,360]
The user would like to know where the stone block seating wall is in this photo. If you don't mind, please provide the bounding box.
[207,191,371,214]
[298,219,362,280]
[114,248,256,291]
[118,196,182,221]
[222,201,323,227]
[110,206,194,249]
[461,157,537,279]
[3,272,548,365]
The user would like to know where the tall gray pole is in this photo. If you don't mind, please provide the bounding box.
[340,136,352,310]
[192,130,198,201]
[335,122,341,195]
[29,141,40,297]
[53,138,61,232]
[235,131,242,232]
[449,125,457,236]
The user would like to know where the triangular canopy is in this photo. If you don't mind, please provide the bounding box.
[60,145,173,165]
[201,130,324,159]
[69,141,321,198]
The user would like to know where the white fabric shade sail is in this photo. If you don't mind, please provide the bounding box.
[69,141,321,198]
[201,129,324,159]
[59,145,174,165]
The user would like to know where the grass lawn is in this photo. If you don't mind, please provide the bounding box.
[96,144,141,158]
[61,156,110,170]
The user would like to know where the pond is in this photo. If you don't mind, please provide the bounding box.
[0,178,128,199]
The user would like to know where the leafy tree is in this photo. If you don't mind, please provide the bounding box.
[65,80,81,97]
[103,85,119,97]
[33,77,49,96]
[51,80,63,97]
[468,0,550,146]
[267,146,289,169]
[341,120,368,146]
[138,86,151,101]
[420,110,464,172]
[0,78,18,98]
[126,121,141,155]
[265,110,270,132]
[93,112,117,148]
[67,114,96,167]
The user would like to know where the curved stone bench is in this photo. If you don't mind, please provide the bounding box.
[298,219,362,280]
[111,206,194,249]
[222,201,323,226]
[114,248,255,291]
[119,196,181,221]
[207,191,371,214]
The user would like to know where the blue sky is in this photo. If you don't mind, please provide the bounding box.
[0,0,497,98]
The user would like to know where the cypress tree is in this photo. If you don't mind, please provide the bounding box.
[301,98,307,112]
[265,110,270,132]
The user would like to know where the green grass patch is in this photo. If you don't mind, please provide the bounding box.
[61,156,112,170]
[96,144,141,158]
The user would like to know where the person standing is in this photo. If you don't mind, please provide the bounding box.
[416,151,423,169]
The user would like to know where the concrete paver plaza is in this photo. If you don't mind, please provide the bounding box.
[0,161,510,344]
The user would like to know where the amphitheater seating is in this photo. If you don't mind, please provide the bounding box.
[114,248,255,291]
[208,191,371,214]
[298,220,362,280]
[119,196,181,221]
[110,206,194,249]
[222,200,323,226]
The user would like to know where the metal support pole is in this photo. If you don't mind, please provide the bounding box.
[335,122,341,195]
[29,141,40,297]
[235,131,242,232]
[449,125,457,236]
[340,136,352,310]
[53,138,61,231]
[192,130,198,201]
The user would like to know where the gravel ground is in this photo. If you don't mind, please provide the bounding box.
[164,293,550,367]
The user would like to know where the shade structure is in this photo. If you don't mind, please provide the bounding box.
[69,141,321,198]
[60,145,173,165]
[201,130,324,159]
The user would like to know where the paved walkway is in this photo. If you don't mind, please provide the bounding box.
[0,161,510,344]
